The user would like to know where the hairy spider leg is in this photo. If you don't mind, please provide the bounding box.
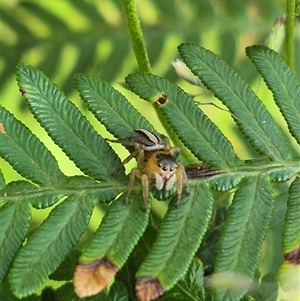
[169,146,181,157]
[106,138,140,175]
[125,168,140,203]
[176,163,190,205]
[124,146,150,208]
[125,168,150,209]
[141,174,150,208]
[162,135,171,150]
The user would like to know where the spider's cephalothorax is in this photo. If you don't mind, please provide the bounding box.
[107,129,189,208]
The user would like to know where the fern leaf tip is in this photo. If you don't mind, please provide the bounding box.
[74,258,118,298]
[135,277,164,301]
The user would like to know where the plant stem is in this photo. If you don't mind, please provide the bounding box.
[285,0,295,69]
[121,0,181,149]
[121,0,151,73]
[120,0,194,159]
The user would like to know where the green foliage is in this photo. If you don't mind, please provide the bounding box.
[9,195,95,298]
[15,64,124,183]
[125,73,240,169]
[282,177,300,253]
[160,259,206,301]
[79,191,150,267]
[0,0,289,98]
[214,177,274,300]
[0,107,65,186]
[246,45,300,145]
[0,43,299,301]
[136,184,213,290]
[251,273,278,301]
[0,202,31,283]
[177,44,291,161]
[73,74,156,139]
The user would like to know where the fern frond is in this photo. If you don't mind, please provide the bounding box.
[0,202,31,283]
[214,176,274,300]
[16,64,123,182]
[9,195,95,298]
[0,107,65,186]
[178,43,292,162]
[78,191,149,266]
[136,184,213,291]
[282,177,300,253]
[246,45,300,145]
[1,40,299,301]
[74,74,156,139]
[125,73,240,169]
[161,259,205,301]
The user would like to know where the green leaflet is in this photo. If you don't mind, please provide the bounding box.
[250,273,278,301]
[105,281,129,301]
[115,222,159,301]
[40,287,57,300]
[56,281,129,301]
[246,45,300,145]
[9,195,95,298]
[282,177,300,253]
[266,166,296,183]
[259,192,287,279]
[58,176,125,205]
[0,107,65,187]
[125,73,239,169]
[79,191,150,268]
[178,43,291,162]
[55,282,104,301]
[49,249,81,281]
[161,258,205,301]
[136,184,213,291]
[0,201,31,282]
[0,181,35,200]
[214,176,274,301]
[209,172,245,192]
[74,74,156,140]
[0,178,122,208]
[0,280,40,301]
[0,180,66,208]
[16,63,123,183]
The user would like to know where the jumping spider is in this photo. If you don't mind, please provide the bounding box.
[107,129,190,208]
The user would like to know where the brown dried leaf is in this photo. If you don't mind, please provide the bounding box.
[73,258,118,298]
[136,277,164,301]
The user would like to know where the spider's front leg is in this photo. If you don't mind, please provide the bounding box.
[175,163,190,206]
[125,168,150,209]
[105,138,140,175]
[125,168,140,204]
[141,173,150,209]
